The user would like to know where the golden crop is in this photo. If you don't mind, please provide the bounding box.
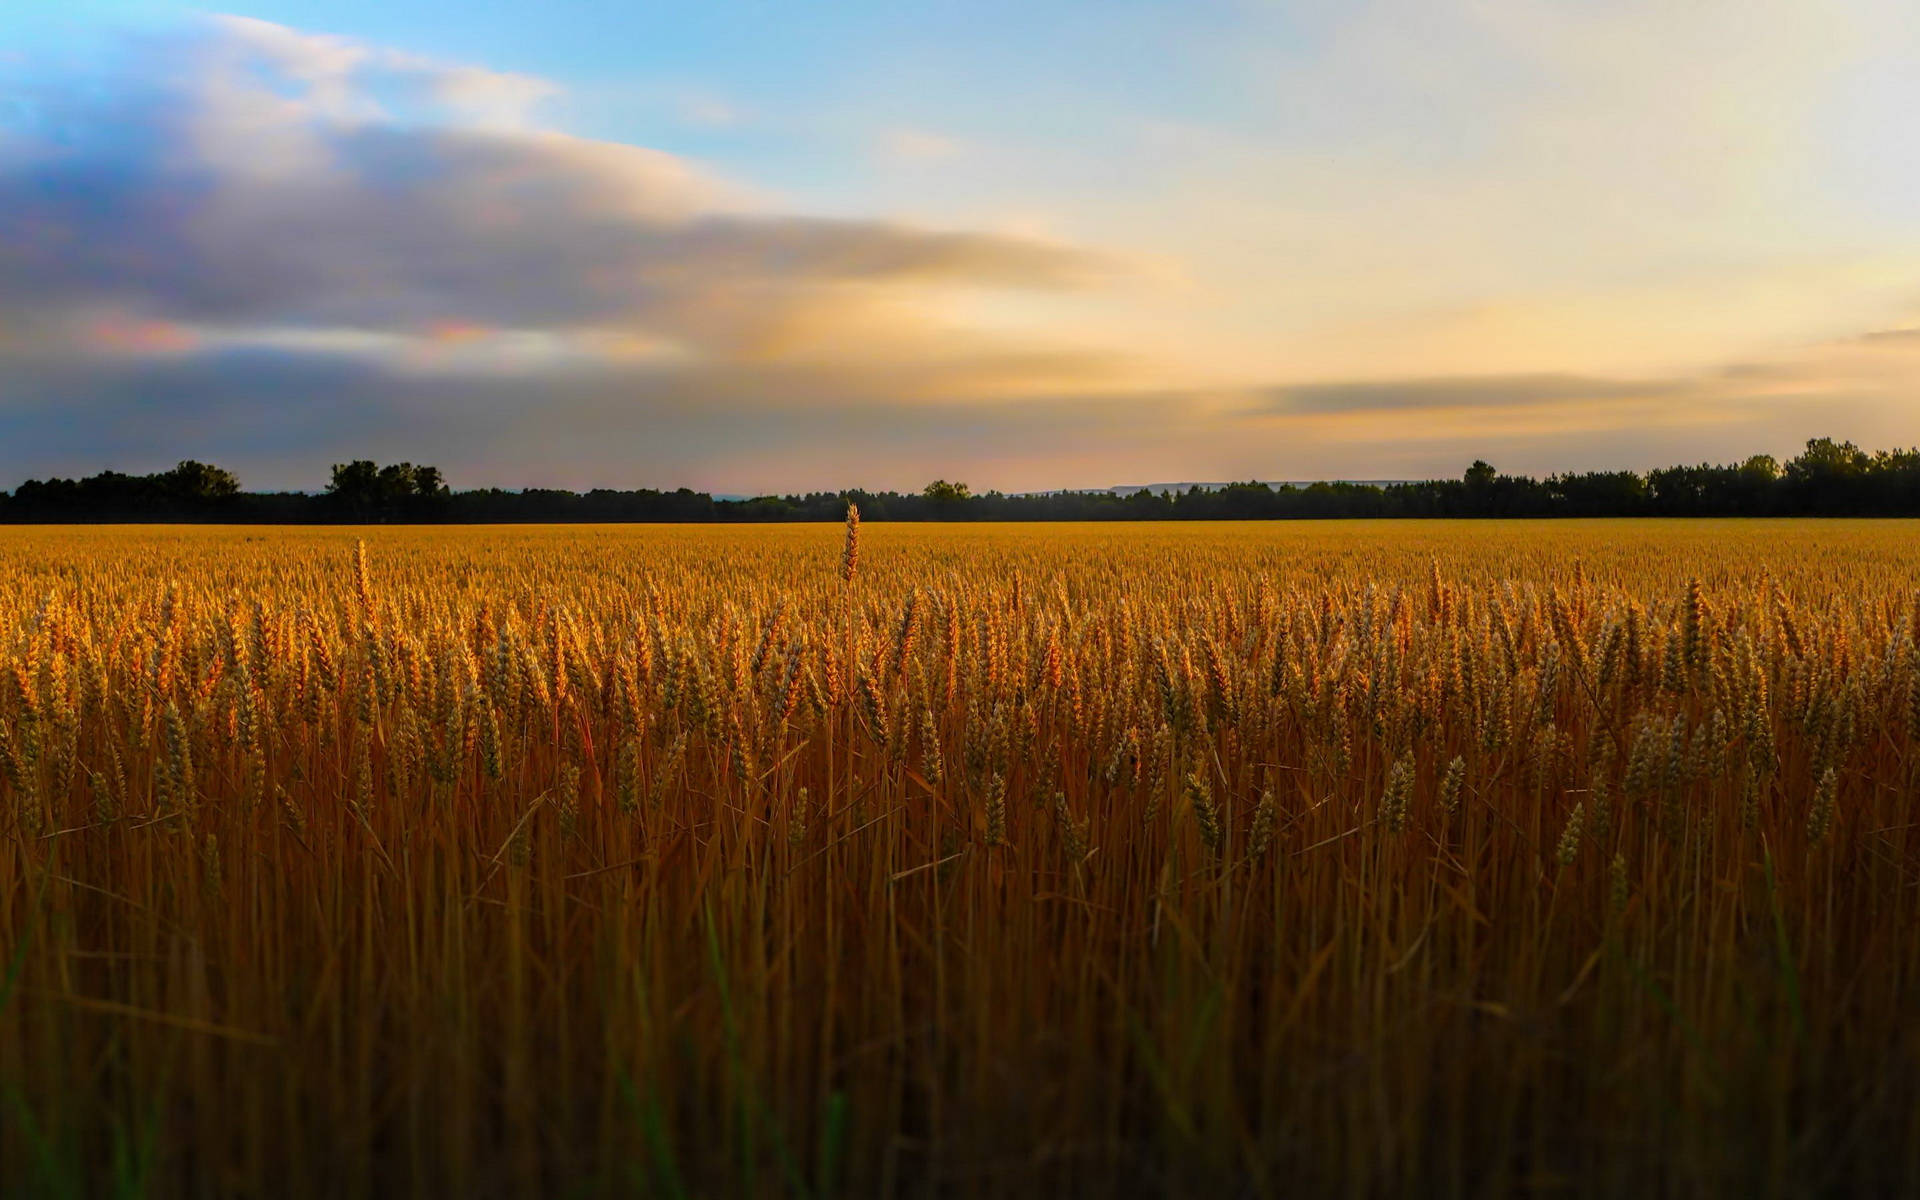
[3,520,1918,1197]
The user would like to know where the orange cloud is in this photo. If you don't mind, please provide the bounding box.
[425,321,491,345]
[88,315,199,356]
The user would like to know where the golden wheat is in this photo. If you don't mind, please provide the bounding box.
[2,519,1919,1196]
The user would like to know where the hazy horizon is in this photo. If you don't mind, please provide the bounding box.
[6,2,1920,493]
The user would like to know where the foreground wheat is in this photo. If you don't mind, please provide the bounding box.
[3,520,1918,1198]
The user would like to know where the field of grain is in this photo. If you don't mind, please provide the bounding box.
[3,520,1918,1197]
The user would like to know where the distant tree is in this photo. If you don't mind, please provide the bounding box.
[377,463,419,501]
[329,461,380,499]
[160,460,241,502]
[22,439,1920,524]
[328,460,436,519]
[923,480,972,513]
[1460,460,1498,515]
[1784,438,1874,513]
[1550,470,1647,516]
[1787,438,1869,481]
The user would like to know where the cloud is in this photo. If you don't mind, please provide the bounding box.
[1036,0,1920,389]
[206,14,559,129]
[0,15,1152,489]
[1219,328,1920,478]
[0,17,1119,388]
[7,298,1920,492]
[0,343,1197,492]
[1256,374,1698,417]
[1847,327,1920,347]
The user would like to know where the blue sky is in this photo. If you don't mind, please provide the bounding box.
[5,1,1920,491]
[8,2,1262,204]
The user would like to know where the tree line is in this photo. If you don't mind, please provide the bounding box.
[5,440,1920,523]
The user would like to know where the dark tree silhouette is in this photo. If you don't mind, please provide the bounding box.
[7,438,1920,523]
[326,461,449,520]
[160,460,241,502]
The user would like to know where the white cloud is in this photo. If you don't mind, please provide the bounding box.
[0,18,1114,368]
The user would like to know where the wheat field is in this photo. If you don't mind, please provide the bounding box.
[2,520,1918,1197]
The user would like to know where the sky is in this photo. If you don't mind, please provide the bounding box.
[4,1,1920,493]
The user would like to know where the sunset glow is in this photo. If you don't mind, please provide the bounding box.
[5,2,1920,489]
